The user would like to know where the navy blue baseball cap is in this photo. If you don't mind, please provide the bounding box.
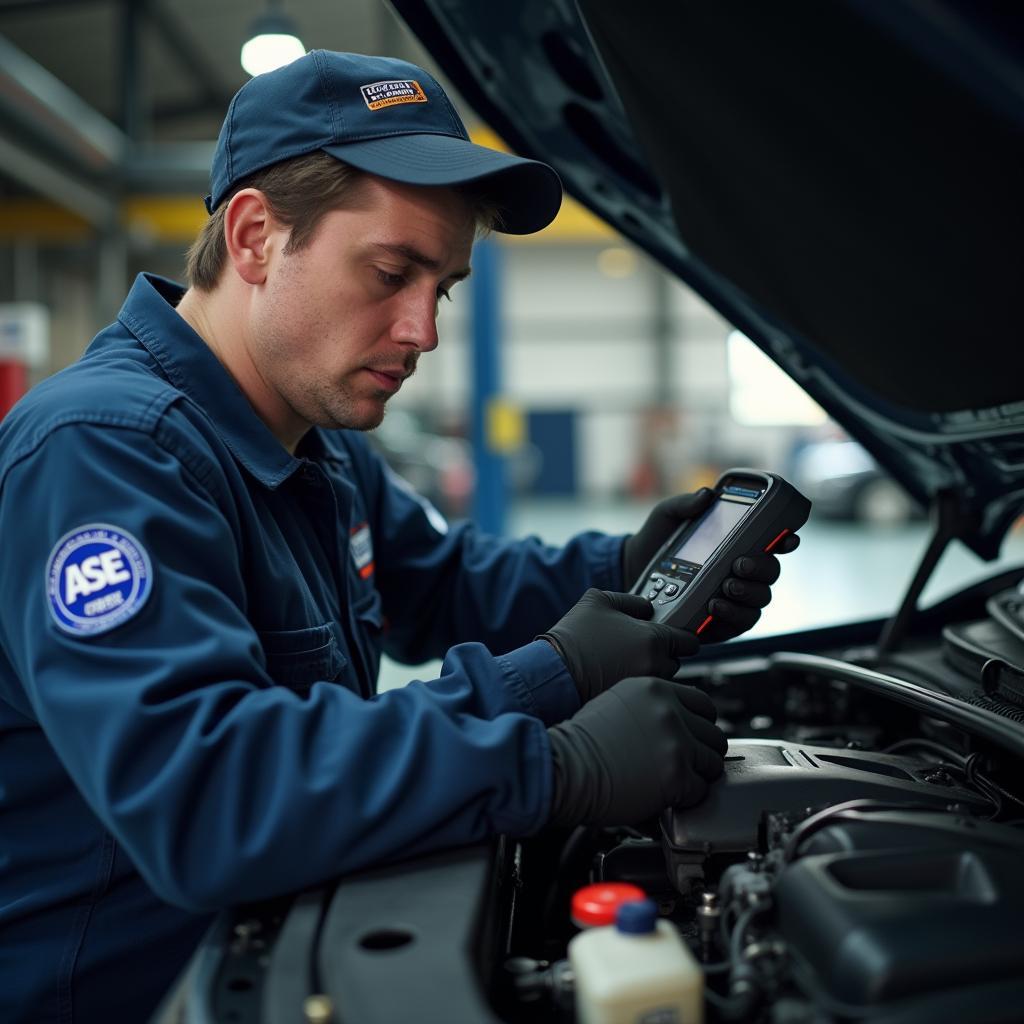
[206,50,563,234]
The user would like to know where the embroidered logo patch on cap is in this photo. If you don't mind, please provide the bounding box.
[46,525,152,636]
[360,79,428,111]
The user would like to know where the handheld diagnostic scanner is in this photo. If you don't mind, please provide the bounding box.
[630,469,811,636]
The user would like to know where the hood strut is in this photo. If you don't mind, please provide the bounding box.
[878,489,965,654]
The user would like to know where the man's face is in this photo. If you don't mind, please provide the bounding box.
[248,176,475,439]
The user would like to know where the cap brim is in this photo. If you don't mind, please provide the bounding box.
[322,133,563,235]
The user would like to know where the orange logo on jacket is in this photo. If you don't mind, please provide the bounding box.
[350,523,374,579]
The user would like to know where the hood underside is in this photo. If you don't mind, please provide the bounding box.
[390,0,1024,559]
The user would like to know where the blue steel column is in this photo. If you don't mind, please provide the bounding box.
[469,237,507,535]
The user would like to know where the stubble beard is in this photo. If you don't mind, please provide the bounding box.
[296,358,419,433]
[301,376,387,432]
[252,294,420,433]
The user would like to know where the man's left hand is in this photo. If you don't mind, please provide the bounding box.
[622,489,801,643]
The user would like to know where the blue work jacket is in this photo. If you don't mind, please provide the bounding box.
[0,274,624,1023]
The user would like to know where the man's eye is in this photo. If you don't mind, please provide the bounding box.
[375,269,406,287]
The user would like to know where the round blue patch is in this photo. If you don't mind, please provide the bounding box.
[46,524,152,636]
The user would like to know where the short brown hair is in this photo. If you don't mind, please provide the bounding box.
[185,151,502,291]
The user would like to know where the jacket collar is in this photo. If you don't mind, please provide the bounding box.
[117,273,303,489]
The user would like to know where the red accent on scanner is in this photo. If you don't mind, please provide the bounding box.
[696,615,714,635]
[764,528,791,553]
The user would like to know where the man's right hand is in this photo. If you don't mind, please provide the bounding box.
[539,589,699,705]
[545,676,727,827]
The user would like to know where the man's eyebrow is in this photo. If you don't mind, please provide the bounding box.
[371,243,472,281]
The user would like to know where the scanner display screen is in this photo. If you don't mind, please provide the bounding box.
[672,499,750,567]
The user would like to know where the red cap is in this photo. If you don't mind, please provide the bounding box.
[571,883,647,928]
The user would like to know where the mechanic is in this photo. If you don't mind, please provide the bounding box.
[0,51,797,1022]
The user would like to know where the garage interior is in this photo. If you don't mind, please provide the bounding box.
[1,0,1022,673]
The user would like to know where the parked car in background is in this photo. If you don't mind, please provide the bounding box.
[791,437,922,524]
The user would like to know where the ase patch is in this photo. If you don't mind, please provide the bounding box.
[46,524,152,636]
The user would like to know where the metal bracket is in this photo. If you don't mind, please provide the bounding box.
[877,487,964,655]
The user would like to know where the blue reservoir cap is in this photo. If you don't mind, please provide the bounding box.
[615,899,658,934]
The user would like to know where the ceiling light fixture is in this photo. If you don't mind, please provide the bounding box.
[240,1,306,77]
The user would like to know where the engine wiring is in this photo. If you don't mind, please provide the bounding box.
[703,901,775,1021]
[965,752,1024,813]
[781,799,950,863]
[883,736,1024,818]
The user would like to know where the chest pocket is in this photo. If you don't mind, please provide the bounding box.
[258,623,346,690]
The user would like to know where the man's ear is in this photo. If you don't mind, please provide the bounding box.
[223,189,281,285]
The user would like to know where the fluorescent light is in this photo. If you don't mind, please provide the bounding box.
[241,9,305,77]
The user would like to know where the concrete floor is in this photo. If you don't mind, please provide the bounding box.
[377,499,1024,691]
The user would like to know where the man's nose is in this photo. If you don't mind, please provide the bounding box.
[393,290,440,352]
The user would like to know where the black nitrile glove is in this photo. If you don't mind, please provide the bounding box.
[698,546,800,642]
[546,676,728,827]
[539,589,698,704]
[623,490,802,644]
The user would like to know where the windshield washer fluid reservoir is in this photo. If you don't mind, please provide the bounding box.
[568,899,703,1023]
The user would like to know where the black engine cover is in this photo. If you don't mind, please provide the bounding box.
[776,819,1024,1007]
[660,739,988,893]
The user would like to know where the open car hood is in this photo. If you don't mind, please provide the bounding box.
[390,0,1024,560]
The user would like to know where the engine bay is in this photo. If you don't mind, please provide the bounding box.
[503,570,1024,1023]
[163,571,1024,1024]
[501,623,1024,1024]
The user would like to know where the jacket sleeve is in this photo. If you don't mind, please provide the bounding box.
[0,420,557,913]
[350,438,626,665]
